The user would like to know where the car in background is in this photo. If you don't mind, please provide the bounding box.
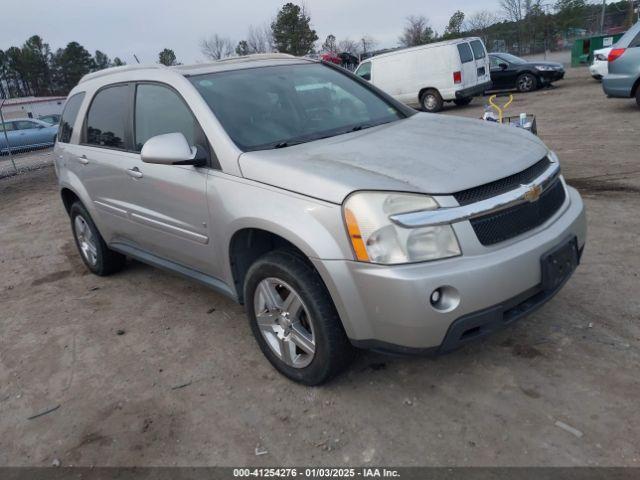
[354,38,492,112]
[0,118,58,154]
[590,48,612,80]
[489,53,565,92]
[39,113,62,126]
[603,21,640,108]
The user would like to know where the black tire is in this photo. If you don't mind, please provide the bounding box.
[244,250,354,385]
[517,73,538,93]
[70,202,126,276]
[420,89,444,113]
[453,97,473,107]
[636,88,640,108]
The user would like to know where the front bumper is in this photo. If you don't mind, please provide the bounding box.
[313,186,586,352]
[456,80,493,99]
[539,70,565,84]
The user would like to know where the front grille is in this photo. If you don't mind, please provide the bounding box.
[454,157,551,206]
[470,178,566,246]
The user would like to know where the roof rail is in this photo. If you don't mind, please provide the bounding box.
[216,53,297,63]
[79,64,167,84]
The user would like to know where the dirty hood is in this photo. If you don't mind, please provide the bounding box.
[238,113,550,204]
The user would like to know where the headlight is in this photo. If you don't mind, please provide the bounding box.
[535,65,555,71]
[343,191,461,265]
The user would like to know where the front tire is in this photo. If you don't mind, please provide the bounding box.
[517,73,538,93]
[420,89,444,113]
[70,202,126,276]
[244,250,354,385]
[636,88,640,108]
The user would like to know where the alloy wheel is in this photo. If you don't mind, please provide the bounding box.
[74,215,98,266]
[253,277,316,368]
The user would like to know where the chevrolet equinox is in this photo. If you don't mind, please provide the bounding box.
[54,54,586,385]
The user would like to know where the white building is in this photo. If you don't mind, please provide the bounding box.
[0,96,67,120]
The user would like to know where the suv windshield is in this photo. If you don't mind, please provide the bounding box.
[189,63,404,151]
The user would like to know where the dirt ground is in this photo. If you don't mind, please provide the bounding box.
[1,67,639,467]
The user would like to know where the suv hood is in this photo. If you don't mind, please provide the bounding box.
[238,113,550,204]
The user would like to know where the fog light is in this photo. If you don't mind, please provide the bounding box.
[429,286,461,313]
[430,289,441,305]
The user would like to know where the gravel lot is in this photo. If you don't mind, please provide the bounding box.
[1,66,639,467]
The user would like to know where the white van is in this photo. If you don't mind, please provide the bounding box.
[354,37,492,113]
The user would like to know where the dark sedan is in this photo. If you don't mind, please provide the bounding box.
[489,53,565,92]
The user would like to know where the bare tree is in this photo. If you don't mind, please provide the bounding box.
[200,34,233,60]
[500,0,524,23]
[360,35,377,55]
[465,10,500,32]
[399,15,435,47]
[247,24,274,54]
[338,38,360,55]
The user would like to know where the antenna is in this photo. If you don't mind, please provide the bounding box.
[133,54,140,64]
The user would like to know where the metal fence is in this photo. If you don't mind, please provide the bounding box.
[0,99,57,179]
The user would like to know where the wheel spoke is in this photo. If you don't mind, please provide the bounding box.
[282,291,303,317]
[256,311,277,333]
[278,336,297,366]
[289,324,315,355]
[258,281,281,310]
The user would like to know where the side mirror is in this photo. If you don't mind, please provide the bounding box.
[361,73,371,81]
[37,125,45,129]
[141,132,205,166]
[499,63,508,71]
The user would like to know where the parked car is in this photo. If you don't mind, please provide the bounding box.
[39,113,62,126]
[0,118,58,154]
[55,55,586,385]
[354,38,492,112]
[589,48,612,80]
[603,21,640,108]
[489,53,565,92]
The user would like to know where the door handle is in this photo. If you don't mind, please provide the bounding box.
[77,155,89,165]
[127,167,143,179]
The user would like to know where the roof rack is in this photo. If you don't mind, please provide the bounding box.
[79,64,167,84]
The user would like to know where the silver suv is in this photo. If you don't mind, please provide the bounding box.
[55,54,586,385]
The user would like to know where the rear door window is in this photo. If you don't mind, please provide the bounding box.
[630,31,640,48]
[58,92,85,143]
[1,122,16,132]
[457,43,474,64]
[470,40,486,59]
[85,85,129,149]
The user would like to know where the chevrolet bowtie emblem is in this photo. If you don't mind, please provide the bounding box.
[523,184,543,203]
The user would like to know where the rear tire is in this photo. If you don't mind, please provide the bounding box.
[636,88,640,108]
[420,89,444,113]
[244,250,354,385]
[70,202,126,276]
[453,97,473,107]
[517,73,538,93]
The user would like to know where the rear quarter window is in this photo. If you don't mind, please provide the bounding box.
[457,43,474,64]
[58,92,85,144]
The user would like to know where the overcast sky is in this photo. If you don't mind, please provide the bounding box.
[2,0,500,64]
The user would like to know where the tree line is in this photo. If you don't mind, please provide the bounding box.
[0,36,126,99]
[0,37,183,99]
[2,1,637,99]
